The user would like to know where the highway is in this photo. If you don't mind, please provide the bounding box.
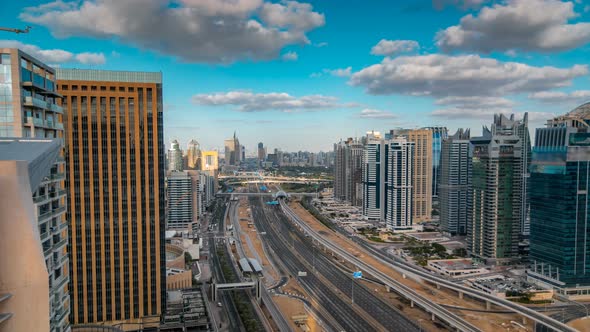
[227,198,293,332]
[250,195,422,332]
[208,199,246,332]
[281,200,578,332]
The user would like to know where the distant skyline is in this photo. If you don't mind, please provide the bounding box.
[2,0,590,151]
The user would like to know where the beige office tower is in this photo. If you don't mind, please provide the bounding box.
[186,139,201,170]
[56,69,166,329]
[0,48,70,332]
[391,128,433,222]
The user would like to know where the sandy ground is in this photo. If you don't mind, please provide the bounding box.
[273,295,321,332]
[288,200,531,332]
[568,317,590,332]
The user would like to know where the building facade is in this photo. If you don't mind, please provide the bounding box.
[185,139,201,170]
[427,126,448,198]
[468,114,527,264]
[257,142,266,162]
[391,128,433,222]
[362,131,385,220]
[200,150,219,177]
[528,103,590,296]
[168,140,183,171]
[224,132,240,166]
[166,171,192,230]
[56,69,166,327]
[385,137,414,230]
[0,48,70,332]
[439,129,471,235]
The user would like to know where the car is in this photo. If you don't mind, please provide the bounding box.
[217,302,222,307]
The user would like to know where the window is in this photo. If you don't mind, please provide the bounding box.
[118,86,125,92]
[0,54,10,65]
[72,85,78,91]
[61,85,69,90]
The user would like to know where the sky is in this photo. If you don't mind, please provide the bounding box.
[1,0,590,153]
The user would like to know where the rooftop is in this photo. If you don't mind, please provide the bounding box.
[565,102,590,119]
[56,68,162,84]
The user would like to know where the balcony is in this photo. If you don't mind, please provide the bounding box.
[40,229,51,242]
[38,210,52,222]
[52,253,68,267]
[25,116,44,127]
[50,103,63,114]
[49,189,67,199]
[33,193,49,204]
[52,205,66,216]
[23,96,49,110]
[53,237,67,250]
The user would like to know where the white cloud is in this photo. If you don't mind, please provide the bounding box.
[529,90,590,104]
[0,40,105,65]
[436,0,590,53]
[435,96,515,108]
[315,42,328,47]
[370,39,419,56]
[310,67,352,78]
[326,67,352,77]
[358,109,397,119]
[282,51,298,61]
[349,54,587,97]
[193,91,355,112]
[20,0,325,64]
[74,52,106,65]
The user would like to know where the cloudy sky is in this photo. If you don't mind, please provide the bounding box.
[2,0,590,152]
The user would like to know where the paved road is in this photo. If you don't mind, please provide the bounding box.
[250,195,422,332]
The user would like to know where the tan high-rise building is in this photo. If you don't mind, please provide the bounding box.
[56,69,166,329]
[186,139,201,170]
[391,128,433,222]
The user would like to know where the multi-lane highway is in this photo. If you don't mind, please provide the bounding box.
[280,200,578,332]
[226,197,292,332]
[249,194,422,332]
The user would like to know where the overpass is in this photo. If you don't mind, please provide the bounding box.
[219,172,331,185]
[279,200,577,332]
[217,192,318,199]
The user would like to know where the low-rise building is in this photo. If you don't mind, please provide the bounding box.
[427,258,489,278]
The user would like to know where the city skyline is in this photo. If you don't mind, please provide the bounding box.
[2,0,590,151]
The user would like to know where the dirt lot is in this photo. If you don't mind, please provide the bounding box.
[288,200,531,332]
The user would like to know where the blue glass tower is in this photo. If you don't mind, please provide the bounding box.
[529,102,590,295]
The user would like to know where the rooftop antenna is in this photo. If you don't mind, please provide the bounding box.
[0,26,32,34]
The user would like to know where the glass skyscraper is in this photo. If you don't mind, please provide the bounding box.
[529,103,590,297]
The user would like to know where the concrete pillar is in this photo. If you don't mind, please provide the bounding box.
[410,300,414,308]
[436,283,440,290]
[486,301,491,310]
[458,291,463,299]
[522,317,527,325]
[431,313,436,321]
[385,285,391,293]
[402,273,407,279]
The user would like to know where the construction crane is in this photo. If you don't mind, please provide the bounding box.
[0,26,32,34]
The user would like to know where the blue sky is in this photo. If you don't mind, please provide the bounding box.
[2,0,590,153]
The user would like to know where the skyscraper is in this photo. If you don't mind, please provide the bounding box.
[257,142,266,162]
[385,137,414,230]
[528,103,590,295]
[390,128,433,222]
[334,138,364,206]
[0,48,70,332]
[0,138,63,332]
[427,126,448,198]
[185,139,201,170]
[468,114,528,264]
[439,129,471,235]
[166,171,192,230]
[200,150,219,177]
[168,139,183,171]
[56,68,166,327]
[224,132,240,166]
[362,131,385,220]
